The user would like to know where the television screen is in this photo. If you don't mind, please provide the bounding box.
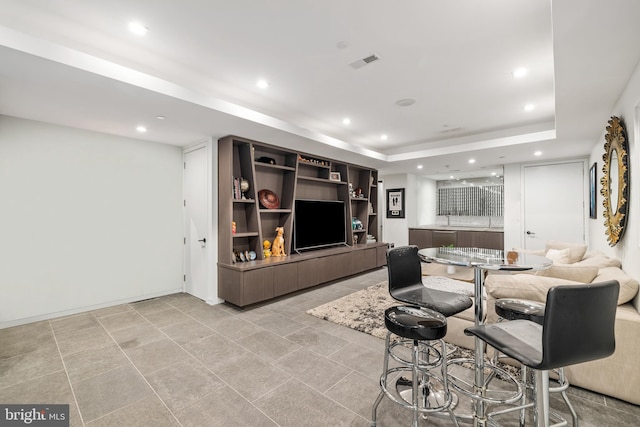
[294,199,346,251]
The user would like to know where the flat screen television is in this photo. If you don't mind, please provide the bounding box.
[294,199,347,252]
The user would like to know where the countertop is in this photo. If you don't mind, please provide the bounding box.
[410,225,504,233]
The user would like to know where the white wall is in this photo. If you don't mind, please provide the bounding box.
[380,174,410,246]
[0,116,184,328]
[587,59,640,310]
[416,176,437,226]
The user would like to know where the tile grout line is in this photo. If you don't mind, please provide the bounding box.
[47,320,87,427]
[93,306,186,427]
[147,297,285,427]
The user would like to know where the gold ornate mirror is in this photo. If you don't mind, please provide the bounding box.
[600,116,629,246]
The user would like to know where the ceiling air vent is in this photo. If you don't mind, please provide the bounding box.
[349,53,381,70]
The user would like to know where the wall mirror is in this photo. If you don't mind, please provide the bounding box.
[600,116,629,246]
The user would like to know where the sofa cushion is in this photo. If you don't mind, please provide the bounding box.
[545,248,572,264]
[537,265,599,283]
[576,251,623,268]
[484,273,581,303]
[594,267,639,305]
[545,240,588,263]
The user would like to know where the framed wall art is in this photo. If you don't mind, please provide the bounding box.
[386,188,405,218]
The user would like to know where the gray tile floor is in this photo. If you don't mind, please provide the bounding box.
[1,268,639,426]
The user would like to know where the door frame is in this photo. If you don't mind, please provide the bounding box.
[183,138,221,305]
[519,158,588,250]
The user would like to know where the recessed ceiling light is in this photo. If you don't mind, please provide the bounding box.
[380,134,388,141]
[524,104,535,112]
[468,159,476,164]
[449,175,454,179]
[395,98,416,107]
[512,67,528,78]
[417,165,423,169]
[136,125,147,133]
[256,79,269,89]
[491,172,496,176]
[342,117,351,125]
[128,21,148,36]
[534,151,542,156]
[155,115,166,120]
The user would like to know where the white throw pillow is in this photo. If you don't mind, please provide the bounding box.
[545,241,588,264]
[545,248,571,264]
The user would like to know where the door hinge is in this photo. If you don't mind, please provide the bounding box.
[183,200,186,207]
[184,162,186,169]
[184,237,186,244]
[183,274,186,282]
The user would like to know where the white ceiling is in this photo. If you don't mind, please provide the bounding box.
[1,0,639,178]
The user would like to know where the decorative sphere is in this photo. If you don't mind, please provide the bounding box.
[240,178,250,193]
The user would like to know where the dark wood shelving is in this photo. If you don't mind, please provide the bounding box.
[219,135,385,307]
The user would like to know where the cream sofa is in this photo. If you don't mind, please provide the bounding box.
[443,241,640,405]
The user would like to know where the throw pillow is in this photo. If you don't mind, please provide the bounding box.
[545,248,571,264]
[545,240,588,264]
[538,265,599,283]
[593,267,640,305]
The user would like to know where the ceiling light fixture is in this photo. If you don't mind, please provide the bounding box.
[468,159,476,164]
[449,176,454,179]
[417,165,423,169]
[256,79,269,89]
[136,125,147,133]
[395,98,416,107]
[155,115,166,120]
[524,104,535,112]
[342,117,351,125]
[534,151,542,156]
[380,134,388,141]
[128,21,148,36]
[491,172,497,176]
[512,67,528,78]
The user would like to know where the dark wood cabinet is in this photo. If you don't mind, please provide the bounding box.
[409,228,503,250]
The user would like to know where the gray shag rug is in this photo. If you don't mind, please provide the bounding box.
[306,276,476,340]
[307,281,394,340]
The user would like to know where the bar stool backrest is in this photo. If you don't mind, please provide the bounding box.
[386,245,423,295]
[541,280,619,370]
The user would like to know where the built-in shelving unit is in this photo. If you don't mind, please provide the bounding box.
[218,135,386,306]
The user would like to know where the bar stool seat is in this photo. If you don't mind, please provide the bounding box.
[385,305,447,341]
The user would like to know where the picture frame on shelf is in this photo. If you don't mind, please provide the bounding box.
[329,172,341,181]
[386,188,405,218]
[590,162,597,219]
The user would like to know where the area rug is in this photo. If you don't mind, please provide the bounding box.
[306,280,519,377]
[306,278,475,339]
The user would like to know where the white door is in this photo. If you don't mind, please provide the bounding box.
[523,161,585,250]
[184,146,208,300]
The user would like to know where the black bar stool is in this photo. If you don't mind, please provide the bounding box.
[465,281,619,427]
[371,305,459,427]
[494,298,577,426]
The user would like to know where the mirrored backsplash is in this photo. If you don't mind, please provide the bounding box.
[435,177,504,228]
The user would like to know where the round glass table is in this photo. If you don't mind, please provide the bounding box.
[418,247,551,427]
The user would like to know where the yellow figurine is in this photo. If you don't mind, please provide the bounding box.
[271,226,286,256]
[262,239,272,258]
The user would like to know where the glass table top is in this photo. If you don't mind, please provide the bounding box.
[418,247,552,271]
